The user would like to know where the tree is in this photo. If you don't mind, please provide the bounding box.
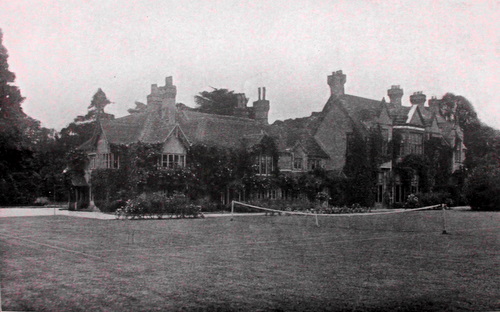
[438,93,499,169]
[194,88,243,116]
[128,101,147,114]
[0,29,63,204]
[84,88,114,121]
[464,164,500,211]
[59,88,114,150]
[343,128,375,206]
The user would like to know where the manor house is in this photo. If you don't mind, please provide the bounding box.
[73,71,465,208]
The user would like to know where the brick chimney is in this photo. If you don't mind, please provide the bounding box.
[327,70,346,96]
[428,96,441,113]
[410,91,426,108]
[387,85,403,107]
[233,93,249,118]
[146,76,177,123]
[253,87,270,125]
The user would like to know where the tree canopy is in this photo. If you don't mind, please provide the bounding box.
[84,88,114,121]
[194,88,244,116]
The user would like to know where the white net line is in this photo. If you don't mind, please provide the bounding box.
[231,201,443,217]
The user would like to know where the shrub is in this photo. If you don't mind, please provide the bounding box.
[116,192,204,219]
[464,166,500,211]
[404,194,420,208]
[100,199,127,213]
[417,192,453,207]
[34,197,50,206]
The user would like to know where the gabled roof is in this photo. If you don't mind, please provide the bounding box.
[81,108,268,150]
[179,110,265,148]
[100,113,149,144]
[269,117,329,158]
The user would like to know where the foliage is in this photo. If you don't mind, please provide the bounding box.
[91,168,130,210]
[417,192,454,207]
[127,101,147,114]
[34,197,50,206]
[439,93,499,171]
[85,88,114,121]
[404,194,420,208]
[343,128,375,206]
[116,192,203,219]
[464,165,500,211]
[0,29,65,205]
[194,88,245,116]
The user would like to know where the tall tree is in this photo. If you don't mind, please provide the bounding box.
[84,88,114,121]
[194,88,242,116]
[439,93,499,169]
[59,88,114,150]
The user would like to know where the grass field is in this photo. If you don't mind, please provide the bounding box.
[0,209,498,311]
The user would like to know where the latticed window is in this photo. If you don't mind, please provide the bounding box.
[381,129,389,155]
[293,157,303,170]
[98,153,119,169]
[400,132,423,156]
[307,158,321,170]
[89,154,97,169]
[455,140,462,163]
[255,154,273,176]
[161,154,186,169]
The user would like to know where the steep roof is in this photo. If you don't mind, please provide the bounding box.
[269,116,329,158]
[339,94,383,126]
[100,113,149,144]
[179,110,265,148]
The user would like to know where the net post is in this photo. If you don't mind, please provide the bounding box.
[315,211,320,227]
[230,201,234,221]
[441,204,449,234]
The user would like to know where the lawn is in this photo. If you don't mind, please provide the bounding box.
[0,210,498,311]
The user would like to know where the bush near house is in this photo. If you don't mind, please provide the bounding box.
[116,192,203,219]
[464,165,500,211]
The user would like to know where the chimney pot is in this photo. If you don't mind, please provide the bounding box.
[410,91,426,107]
[327,70,347,96]
[387,85,403,107]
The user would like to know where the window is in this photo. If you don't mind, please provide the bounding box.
[308,158,321,170]
[381,129,389,155]
[410,174,419,194]
[160,154,186,169]
[255,154,273,176]
[293,156,303,170]
[455,140,462,163]
[98,153,119,169]
[89,154,97,169]
[400,132,423,156]
[394,174,404,203]
[376,172,384,203]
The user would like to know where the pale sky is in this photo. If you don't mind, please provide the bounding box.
[0,0,498,130]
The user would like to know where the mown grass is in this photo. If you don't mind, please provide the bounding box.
[0,210,498,311]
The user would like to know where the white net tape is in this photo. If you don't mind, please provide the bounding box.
[231,201,447,233]
[232,201,442,217]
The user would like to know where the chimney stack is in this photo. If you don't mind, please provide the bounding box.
[146,76,177,123]
[428,96,441,113]
[387,85,403,107]
[327,70,346,96]
[410,91,426,108]
[253,87,270,125]
[233,93,249,118]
